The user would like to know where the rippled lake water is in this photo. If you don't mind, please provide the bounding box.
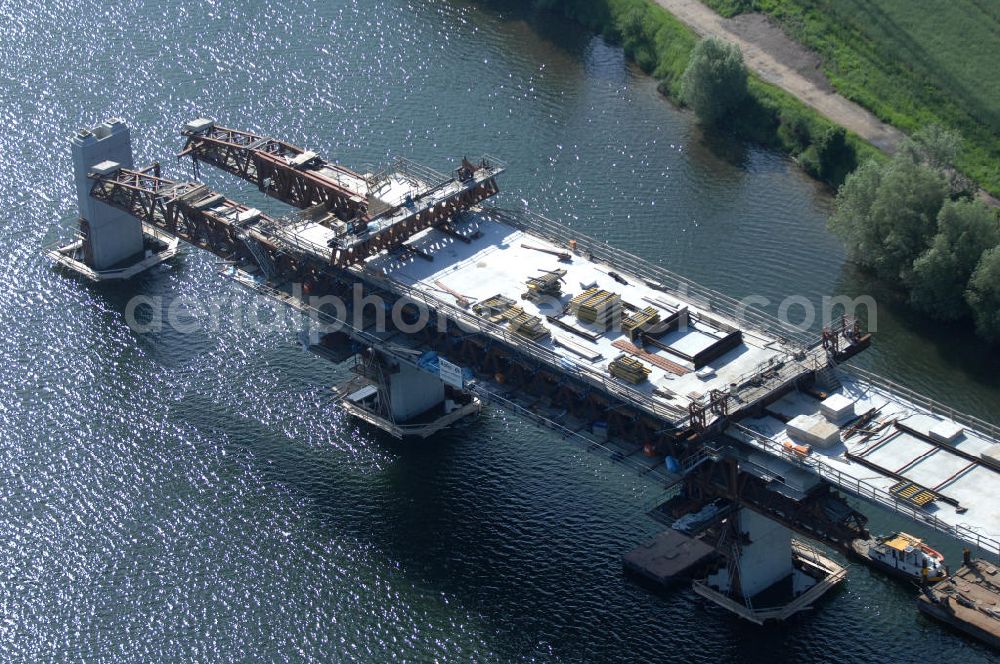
[0,0,997,660]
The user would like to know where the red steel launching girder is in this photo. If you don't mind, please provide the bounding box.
[329,176,500,267]
[178,122,505,268]
[179,123,369,217]
[90,166,259,255]
[85,165,336,282]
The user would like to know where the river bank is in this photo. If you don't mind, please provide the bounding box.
[652,0,905,153]
[528,0,883,188]
[702,0,1000,197]
[525,0,1000,347]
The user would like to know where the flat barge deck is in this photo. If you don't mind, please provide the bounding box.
[919,558,1000,650]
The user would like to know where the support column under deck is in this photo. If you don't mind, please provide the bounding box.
[47,119,179,281]
[71,118,144,269]
[336,350,480,439]
[695,507,846,623]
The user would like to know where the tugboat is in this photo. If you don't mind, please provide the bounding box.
[851,532,947,583]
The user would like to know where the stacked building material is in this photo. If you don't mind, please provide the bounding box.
[609,354,651,384]
[622,306,661,341]
[473,294,516,322]
[569,288,622,328]
[502,306,550,341]
[612,339,690,376]
[523,268,567,301]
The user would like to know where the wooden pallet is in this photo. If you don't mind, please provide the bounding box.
[622,305,660,341]
[502,306,550,340]
[612,339,690,376]
[524,268,566,300]
[473,294,516,322]
[569,288,622,326]
[609,354,651,384]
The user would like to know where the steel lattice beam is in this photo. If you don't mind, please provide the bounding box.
[329,177,499,267]
[180,123,505,268]
[87,165,306,276]
[179,124,369,216]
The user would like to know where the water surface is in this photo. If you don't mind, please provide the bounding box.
[0,0,995,660]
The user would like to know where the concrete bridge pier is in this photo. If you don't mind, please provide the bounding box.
[388,361,447,422]
[705,509,795,598]
[694,507,846,624]
[70,119,143,269]
[335,349,480,439]
[46,119,178,281]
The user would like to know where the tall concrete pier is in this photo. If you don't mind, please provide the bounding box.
[70,119,143,269]
[46,119,178,281]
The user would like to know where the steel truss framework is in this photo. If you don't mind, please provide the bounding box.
[179,124,368,216]
[180,124,501,268]
[88,164,332,279]
[90,165,240,250]
[683,454,870,552]
[327,177,499,267]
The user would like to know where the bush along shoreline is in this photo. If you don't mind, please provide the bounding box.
[527,0,882,188]
[830,127,1000,344]
[701,0,1000,197]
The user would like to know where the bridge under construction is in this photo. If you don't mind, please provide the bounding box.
[47,118,1000,628]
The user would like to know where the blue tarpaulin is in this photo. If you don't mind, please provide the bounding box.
[417,351,440,374]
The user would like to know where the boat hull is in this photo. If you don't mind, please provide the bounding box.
[849,539,946,584]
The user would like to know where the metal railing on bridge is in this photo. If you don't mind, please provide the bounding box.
[843,364,1000,441]
[729,422,1000,560]
[225,269,677,486]
[357,268,691,424]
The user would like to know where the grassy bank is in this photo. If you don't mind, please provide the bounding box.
[530,0,881,186]
[702,0,1000,195]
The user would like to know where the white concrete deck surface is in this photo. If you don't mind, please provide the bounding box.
[361,212,790,414]
[733,374,1000,551]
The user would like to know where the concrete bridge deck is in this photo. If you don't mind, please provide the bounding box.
[732,369,1000,556]
[49,118,1000,568]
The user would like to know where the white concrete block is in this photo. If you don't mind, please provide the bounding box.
[820,393,854,421]
[183,117,215,134]
[981,444,1000,470]
[236,208,262,224]
[90,160,121,176]
[787,413,841,449]
[929,419,964,443]
[290,150,318,168]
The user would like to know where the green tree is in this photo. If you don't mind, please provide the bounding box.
[898,124,973,196]
[681,37,747,125]
[909,200,1000,319]
[966,246,1000,341]
[829,157,948,281]
[828,159,881,264]
[618,7,657,72]
[814,126,856,185]
[899,124,962,171]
